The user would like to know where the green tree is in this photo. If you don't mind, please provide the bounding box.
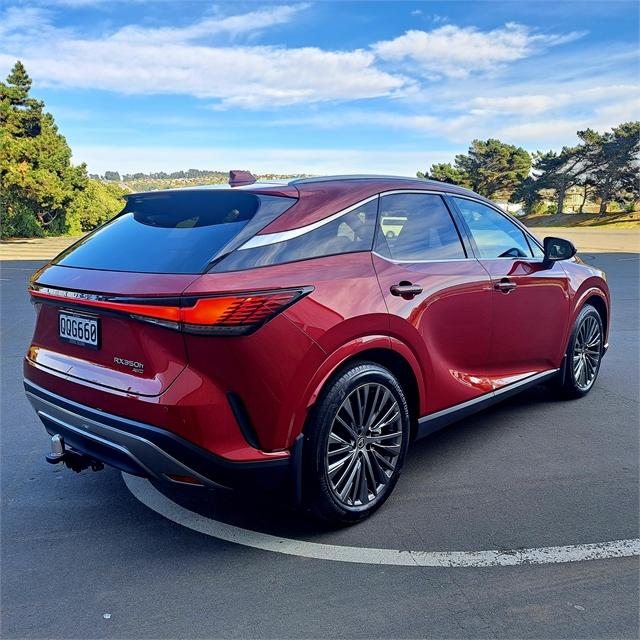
[511,175,544,215]
[104,171,121,181]
[531,128,611,214]
[421,139,531,199]
[419,162,468,187]
[65,180,126,235]
[455,139,531,199]
[1,61,124,237]
[1,61,86,236]
[582,122,640,215]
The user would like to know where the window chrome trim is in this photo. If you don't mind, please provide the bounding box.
[238,187,543,254]
[238,195,379,250]
[379,189,444,196]
[372,251,475,265]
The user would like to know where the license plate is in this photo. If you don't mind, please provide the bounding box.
[59,312,100,349]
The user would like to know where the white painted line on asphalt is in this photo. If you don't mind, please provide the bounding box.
[123,473,640,567]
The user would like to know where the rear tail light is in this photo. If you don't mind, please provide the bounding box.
[29,286,312,336]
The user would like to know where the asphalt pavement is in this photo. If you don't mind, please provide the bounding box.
[1,254,638,639]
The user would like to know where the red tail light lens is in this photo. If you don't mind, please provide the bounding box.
[181,290,302,334]
[29,286,312,336]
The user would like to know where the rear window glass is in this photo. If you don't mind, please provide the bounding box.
[53,191,294,274]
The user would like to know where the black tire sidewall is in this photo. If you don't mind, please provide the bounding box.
[303,362,410,523]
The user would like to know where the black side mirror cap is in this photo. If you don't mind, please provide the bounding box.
[543,236,577,268]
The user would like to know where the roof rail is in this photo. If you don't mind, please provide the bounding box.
[289,174,427,184]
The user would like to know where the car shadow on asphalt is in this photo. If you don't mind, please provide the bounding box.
[148,383,563,539]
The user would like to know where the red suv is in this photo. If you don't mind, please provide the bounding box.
[24,174,610,523]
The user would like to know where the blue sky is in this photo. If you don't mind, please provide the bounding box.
[1,1,638,175]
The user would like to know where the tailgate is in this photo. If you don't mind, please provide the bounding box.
[27,265,198,396]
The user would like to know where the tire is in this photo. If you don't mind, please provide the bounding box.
[302,361,410,524]
[553,304,604,399]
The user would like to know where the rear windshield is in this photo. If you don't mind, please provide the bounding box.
[53,190,295,274]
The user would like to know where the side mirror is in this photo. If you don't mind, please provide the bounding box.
[543,236,576,268]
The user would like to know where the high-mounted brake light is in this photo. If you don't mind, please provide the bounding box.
[29,286,312,336]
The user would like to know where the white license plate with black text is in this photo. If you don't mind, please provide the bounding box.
[59,312,100,349]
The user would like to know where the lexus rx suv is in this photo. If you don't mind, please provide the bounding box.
[24,174,610,523]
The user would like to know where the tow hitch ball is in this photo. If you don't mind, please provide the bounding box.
[45,434,104,473]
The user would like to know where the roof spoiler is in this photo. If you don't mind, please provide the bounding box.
[229,170,257,187]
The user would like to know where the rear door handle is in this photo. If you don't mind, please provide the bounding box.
[390,282,423,299]
[494,278,517,293]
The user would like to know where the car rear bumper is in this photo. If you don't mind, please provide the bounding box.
[24,379,301,494]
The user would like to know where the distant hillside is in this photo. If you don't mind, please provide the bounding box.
[90,170,310,193]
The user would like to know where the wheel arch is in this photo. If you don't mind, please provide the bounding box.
[328,348,421,439]
[583,294,608,339]
[288,337,425,445]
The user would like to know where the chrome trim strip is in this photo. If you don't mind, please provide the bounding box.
[379,189,444,196]
[238,194,379,250]
[238,189,451,251]
[239,186,543,255]
[493,369,559,396]
[371,251,475,265]
[420,369,560,423]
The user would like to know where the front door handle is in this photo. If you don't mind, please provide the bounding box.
[390,282,423,299]
[494,278,517,293]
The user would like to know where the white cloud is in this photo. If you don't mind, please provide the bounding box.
[0,9,586,109]
[467,84,639,116]
[112,4,311,43]
[267,79,640,147]
[0,4,407,108]
[373,23,585,79]
[72,144,456,175]
[0,45,405,108]
[0,6,53,38]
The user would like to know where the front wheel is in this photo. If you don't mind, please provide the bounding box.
[553,304,604,399]
[302,362,410,524]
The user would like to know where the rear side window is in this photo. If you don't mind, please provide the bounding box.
[452,197,533,259]
[375,193,466,261]
[212,198,378,272]
[54,191,294,274]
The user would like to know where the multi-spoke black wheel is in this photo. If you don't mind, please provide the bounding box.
[303,362,410,523]
[572,314,602,391]
[326,383,403,508]
[553,304,604,398]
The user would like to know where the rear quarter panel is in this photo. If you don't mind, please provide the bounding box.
[184,252,390,447]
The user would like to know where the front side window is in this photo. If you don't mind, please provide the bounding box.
[375,193,465,261]
[212,198,378,272]
[452,197,533,259]
[529,238,544,258]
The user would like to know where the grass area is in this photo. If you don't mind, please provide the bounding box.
[521,210,640,229]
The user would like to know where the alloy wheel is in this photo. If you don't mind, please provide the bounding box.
[325,383,403,508]
[573,315,602,391]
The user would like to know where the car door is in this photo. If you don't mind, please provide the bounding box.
[449,196,571,381]
[372,191,494,415]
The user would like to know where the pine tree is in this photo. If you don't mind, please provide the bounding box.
[1,60,87,236]
[421,139,531,200]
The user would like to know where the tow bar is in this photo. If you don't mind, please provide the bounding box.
[45,434,104,473]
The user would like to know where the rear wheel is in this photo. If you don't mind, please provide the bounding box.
[553,304,604,398]
[303,362,410,524]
